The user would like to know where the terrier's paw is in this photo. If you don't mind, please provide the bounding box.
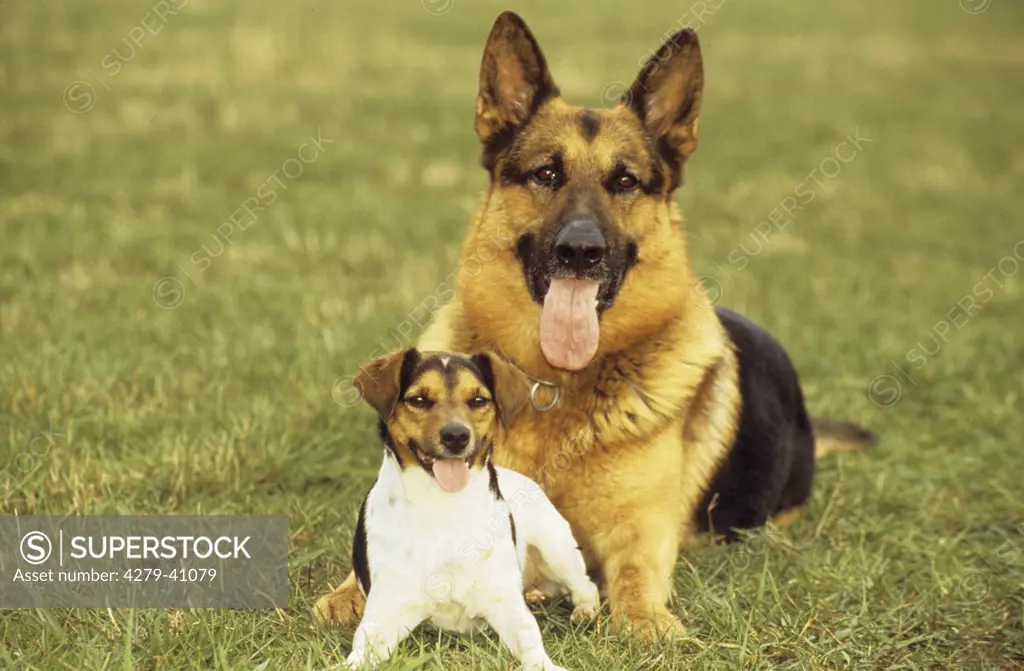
[342,650,383,670]
[523,660,567,671]
[570,602,599,624]
[570,582,600,623]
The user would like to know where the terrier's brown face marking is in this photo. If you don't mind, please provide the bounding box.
[354,350,530,474]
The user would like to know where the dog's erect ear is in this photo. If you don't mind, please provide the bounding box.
[475,12,558,146]
[624,28,704,166]
[354,348,420,419]
[471,353,531,429]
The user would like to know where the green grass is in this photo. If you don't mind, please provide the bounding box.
[2,0,1023,668]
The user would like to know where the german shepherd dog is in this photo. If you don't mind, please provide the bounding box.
[317,11,874,637]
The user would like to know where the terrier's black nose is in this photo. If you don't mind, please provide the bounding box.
[554,216,605,274]
[439,423,471,452]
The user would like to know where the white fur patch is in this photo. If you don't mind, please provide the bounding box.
[343,457,598,670]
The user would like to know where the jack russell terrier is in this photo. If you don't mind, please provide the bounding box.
[340,348,599,670]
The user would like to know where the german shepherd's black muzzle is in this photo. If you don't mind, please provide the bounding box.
[554,216,605,274]
[517,213,636,312]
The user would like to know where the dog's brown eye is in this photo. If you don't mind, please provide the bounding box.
[467,396,491,409]
[532,166,560,186]
[404,395,434,409]
[613,173,639,193]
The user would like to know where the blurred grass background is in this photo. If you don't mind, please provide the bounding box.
[1,0,1022,668]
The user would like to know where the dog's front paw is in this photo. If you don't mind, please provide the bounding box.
[314,582,366,627]
[525,588,550,606]
[342,652,372,670]
[523,659,567,671]
[608,606,686,641]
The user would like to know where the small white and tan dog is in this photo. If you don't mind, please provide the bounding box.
[341,349,599,670]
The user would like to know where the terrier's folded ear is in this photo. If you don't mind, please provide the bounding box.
[354,348,421,419]
[471,352,531,429]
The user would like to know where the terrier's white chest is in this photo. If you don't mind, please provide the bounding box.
[347,456,597,671]
[362,460,523,633]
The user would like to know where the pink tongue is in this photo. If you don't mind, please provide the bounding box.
[540,278,601,371]
[432,459,471,493]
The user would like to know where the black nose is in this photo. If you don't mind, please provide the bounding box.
[439,423,471,452]
[554,216,605,273]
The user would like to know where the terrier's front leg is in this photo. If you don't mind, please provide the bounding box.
[479,590,567,671]
[344,590,426,669]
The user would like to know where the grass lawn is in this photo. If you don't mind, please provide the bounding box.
[2,0,1023,668]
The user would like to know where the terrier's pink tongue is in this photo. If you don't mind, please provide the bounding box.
[432,459,470,493]
[540,278,601,371]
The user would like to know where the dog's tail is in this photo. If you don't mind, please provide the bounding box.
[812,417,877,459]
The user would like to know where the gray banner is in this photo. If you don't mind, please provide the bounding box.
[0,516,288,608]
